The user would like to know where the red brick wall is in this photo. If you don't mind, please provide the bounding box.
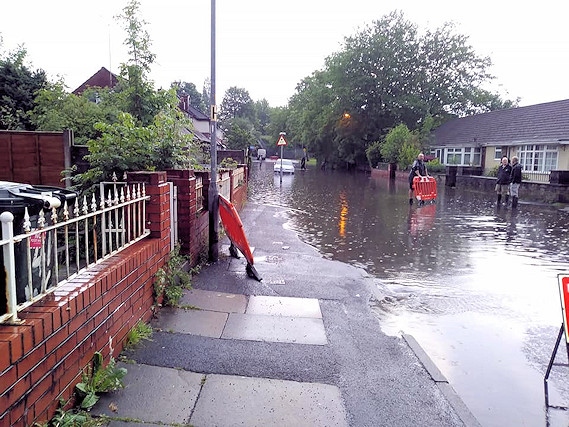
[166,170,209,267]
[0,167,249,425]
[166,168,248,268]
[231,178,248,211]
[0,172,171,426]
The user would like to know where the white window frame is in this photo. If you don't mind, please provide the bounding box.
[444,147,482,166]
[517,144,558,172]
[494,147,502,160]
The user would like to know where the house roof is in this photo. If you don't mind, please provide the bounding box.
[178,96,209,121]
[433,99,569,147]
[72,67,118,95]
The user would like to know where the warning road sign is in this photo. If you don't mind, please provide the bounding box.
[277,135,287,146]
[558,274,569,343]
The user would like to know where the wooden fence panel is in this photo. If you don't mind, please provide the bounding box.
[0,130,70,187]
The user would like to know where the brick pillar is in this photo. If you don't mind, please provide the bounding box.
[166,170,196,255]
[127,172,170,249]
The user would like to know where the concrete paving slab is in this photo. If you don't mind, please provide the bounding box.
[92,363,202,424]
[220,243,256,258]
[180,288,247,313]
[107,422,164,427]
[153,308,228,338]
[247,295,322,318]
[190,374,348,427]
[222,313,328,345]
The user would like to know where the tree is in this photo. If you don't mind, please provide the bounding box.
[31,83,120,144]
[0,40,47,130]
[287,70,338,165]
[267,106,290,143]
[202,78,211,112]
[114,0,167,126]
[365,141,382,169]
[219,86,255,123]
[81,90,199,188]
[171,81,206,113]
[254,98,271,135]
[381,124,411,164]
[223,117,257,150]
[287,11,514,169]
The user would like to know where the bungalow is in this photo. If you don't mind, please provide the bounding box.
[431,99,569,182]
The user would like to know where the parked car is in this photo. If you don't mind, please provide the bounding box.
[274,159,295,174]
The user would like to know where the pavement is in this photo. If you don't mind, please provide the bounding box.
[91,201,481,427]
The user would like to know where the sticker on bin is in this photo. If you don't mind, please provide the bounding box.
[29,233,44,248]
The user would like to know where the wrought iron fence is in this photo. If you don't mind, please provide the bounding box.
[0,182,150,324]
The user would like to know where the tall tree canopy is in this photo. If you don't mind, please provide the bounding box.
[219,87,257,149]
[172,81,207,113]
[0,40,47,130]
[219,86,255,123]
[30,0,201,190]
[114,0,166,126]
[287,11,514,169]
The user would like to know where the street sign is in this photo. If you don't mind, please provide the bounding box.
[558,274,569,343]
[277,135,287,146]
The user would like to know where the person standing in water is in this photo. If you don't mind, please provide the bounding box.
[509,156,522,208]
[408,153,428,205]
[495,156,512,206]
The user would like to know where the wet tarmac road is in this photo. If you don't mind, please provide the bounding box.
[252,160,569,427]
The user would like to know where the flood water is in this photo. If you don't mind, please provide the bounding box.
[251,160,569,427]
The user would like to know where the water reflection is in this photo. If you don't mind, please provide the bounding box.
[248,163,569,427]
[408,203,436,237]
[338,191,348,238]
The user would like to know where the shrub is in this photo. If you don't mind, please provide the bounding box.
[427,159,446,173]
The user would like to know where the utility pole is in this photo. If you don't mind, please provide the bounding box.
[208,0,219,262]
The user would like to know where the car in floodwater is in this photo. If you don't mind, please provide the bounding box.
[273,159,295,174]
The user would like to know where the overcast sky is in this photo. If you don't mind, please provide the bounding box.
[2,0,568,108]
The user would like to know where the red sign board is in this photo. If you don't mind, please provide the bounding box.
[29,232,44,249]
[558,275,569,343]
[276,135,287,146]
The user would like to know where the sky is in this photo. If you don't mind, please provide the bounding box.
[1,0,568,109]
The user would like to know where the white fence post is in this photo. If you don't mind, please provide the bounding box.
[1,211,20,323]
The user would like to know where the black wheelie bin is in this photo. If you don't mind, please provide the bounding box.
[0,182,77,315]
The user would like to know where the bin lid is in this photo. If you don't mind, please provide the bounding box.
[0,181,72,212]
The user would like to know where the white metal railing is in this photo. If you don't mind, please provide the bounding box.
[523,170,550,183]
[0,182,150,324]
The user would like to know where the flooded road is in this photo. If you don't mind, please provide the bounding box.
[250,160,569,427]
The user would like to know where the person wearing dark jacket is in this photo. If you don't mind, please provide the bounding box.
[408,153,428,205]
[509,156,522,208]
[495,156,512,206]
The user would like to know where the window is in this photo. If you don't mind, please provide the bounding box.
[444,147,482,166]
[518,145,558,171]
[446,148,462,165]
[494,147,502,160]
[435,149,443,163]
